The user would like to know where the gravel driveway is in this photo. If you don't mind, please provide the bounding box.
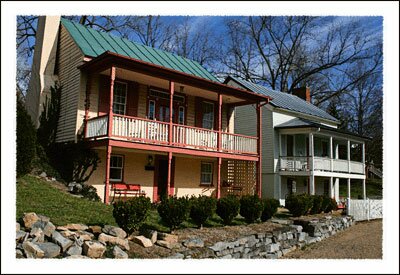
[283,219,382,259]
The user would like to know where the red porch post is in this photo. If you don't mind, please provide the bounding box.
[104,142,112,204]
[217,93,222,151]
[256,103,262,198]
[167,151,172,196]
[217,157,222,199]
[169,81,174,145]
[84,74,91,138]
[108,66,116,137]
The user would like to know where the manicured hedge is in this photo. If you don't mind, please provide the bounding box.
[239,195,263,223]
[157,196,190,230]
[261,198,280,221]
[189,195,217,228]
[216,195,240,225]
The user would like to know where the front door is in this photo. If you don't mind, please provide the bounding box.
[154,155,175,201]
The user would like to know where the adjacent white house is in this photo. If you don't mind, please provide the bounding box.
[225,76,369,204]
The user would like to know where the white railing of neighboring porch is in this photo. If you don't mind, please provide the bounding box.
[350,161,364,174]
[86,115,108,138]
[332,159,349,173]
[314,157,332,171]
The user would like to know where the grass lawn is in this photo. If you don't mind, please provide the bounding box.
[17,175,116,226]
[16,174,247,231]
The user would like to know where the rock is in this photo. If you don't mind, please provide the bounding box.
[75,230,94,241]
[209,242,228,252]
[58,223,89,231]
[16,249,24,258]
[65,255,90,259]
[156,240,179,250]
[298,232,307,242]
[142,229,158,244]
[113,245,128,259]
[82,241,106,258]
[167,253,184,259]
[183,238,204,248]
[88,225,102,235]
[16,222,20,231]
[265,243,280,253]
[270,218,293,225]
[157,233,178,243]
[30,227,45,242]
[132,236,153,248]
[68,182,82,193]
[51,177,56,181]
[73,235,84,247]
[60,230,76,238]
[39,172,47,178]
[32,220,56,237]
[98,233,130,250]
[52,231,73,252]
[102,225,127,239]
[16,230,26,241]
[36,242,61,258]
[22,241,45,258]
[37,214,50,222]
[66,245,82,256]
[23,212,40,229]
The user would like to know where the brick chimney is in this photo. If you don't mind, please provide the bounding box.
[25,16,61,127]
[292,87,311,102]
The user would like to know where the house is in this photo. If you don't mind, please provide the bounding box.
[25,16,270,203]
[225,76,369,204]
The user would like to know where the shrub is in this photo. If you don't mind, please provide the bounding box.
[310,195,324,214]
[216,195,240,225]
[16,96,36,177]
[321,197,338,213]
[157,196,190,231]
[112,196,151,233]
[80,184,101,202]
[239,195,263,223]
[285,194,313,217]
[189,195,217,228]
[261,198,280,222]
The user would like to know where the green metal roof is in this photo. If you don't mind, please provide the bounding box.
[60,18,219,82]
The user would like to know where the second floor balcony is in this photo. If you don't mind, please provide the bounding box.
[86,114,258,155]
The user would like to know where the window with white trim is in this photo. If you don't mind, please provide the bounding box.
[110,155,124,182]
[200,162,213,185]
[178,106,185,124]
[113,82,127,115]
[202,102,214,129]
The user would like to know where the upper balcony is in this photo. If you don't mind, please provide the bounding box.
[86,114,258,155]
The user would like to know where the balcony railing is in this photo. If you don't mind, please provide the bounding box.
[86,114,258,155]
[279,156,365,174]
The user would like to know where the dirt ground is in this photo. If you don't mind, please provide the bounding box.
[283,219,382,259]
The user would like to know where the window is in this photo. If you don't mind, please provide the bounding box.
[113,82,127,115]
[178,106,185,124]
[148,100,155,120]
[322,141,328,157]
[202,102,214,129]
[200,162,213,185]
[110,155,124,182]
[287,135,294,157]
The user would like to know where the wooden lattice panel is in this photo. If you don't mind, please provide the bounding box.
[225,160,256,197]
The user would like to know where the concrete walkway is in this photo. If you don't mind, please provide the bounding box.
[283,219,382,259]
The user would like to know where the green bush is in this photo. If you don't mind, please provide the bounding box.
[17,97,36,177]
[261,198,280,222]
[239,195,263,223]
[157,196,190,231]
[112,196,151,233]
[189,195,217,228]
[285,194,313,217]
[216,195,240,225]
[321,197,338,213]
[80,184,101,202]
[310,195,324,214]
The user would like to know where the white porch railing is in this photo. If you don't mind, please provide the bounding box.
[86,115,108,138]
[222,133,258,154]
[314,157,331,171]
[86,115,257,155]
[112,115,169,143]
[332,159,349,173]
[350,161,364,174]
[173,124,217,150]
[279,157,310,171]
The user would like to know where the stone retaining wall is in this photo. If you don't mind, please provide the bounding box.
[175,215,355,259]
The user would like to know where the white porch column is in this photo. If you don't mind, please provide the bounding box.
[347,140,351,173]
[362,143,366,174]
[309,175,315,195]
[334,178,339,202]
[347,178,351,213]
[329,136,333,172]
[277,175,282,200]
[362,178,366,199]
[279,133,282,170]
[329,177,334,198]
[309,133,314,171]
